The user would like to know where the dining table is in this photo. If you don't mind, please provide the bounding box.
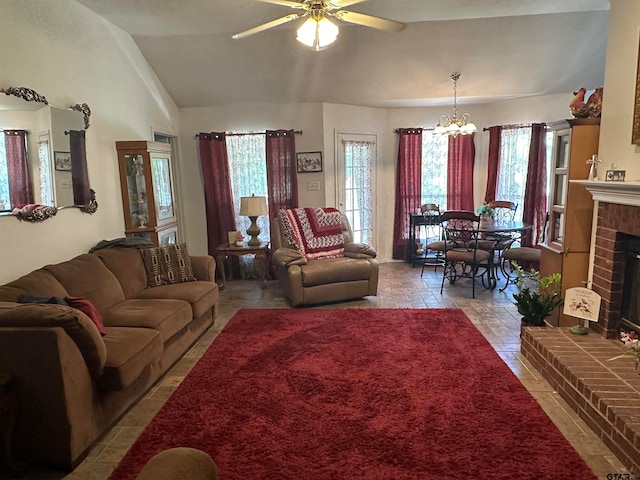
[476,219,532,290]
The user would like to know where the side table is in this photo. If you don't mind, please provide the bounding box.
[0,373,25,475]
[216,242,271,289]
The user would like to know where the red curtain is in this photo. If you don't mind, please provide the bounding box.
[4,130,33,207]
[392,128,422,260]
[68,129,91,206]
[265,129,298,221]
[484,126,502,203]
[198,132,237,257]
[447,134,475,211]
[522,123,547,246]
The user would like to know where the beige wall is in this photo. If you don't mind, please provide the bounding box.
[0,0,179,284]
[598,0,640,179]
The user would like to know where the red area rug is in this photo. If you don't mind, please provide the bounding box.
[109,308,596,480]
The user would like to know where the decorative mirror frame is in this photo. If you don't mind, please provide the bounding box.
[1,86,97,221]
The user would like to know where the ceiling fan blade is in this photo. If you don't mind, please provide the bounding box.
[251,0,306,8]
[232,13,305,39]
[328,0,367,8]
[334,10,406,32]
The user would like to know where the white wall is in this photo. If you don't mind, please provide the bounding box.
[0,0,179,284]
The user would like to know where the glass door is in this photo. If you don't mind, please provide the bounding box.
[336,133,376,245]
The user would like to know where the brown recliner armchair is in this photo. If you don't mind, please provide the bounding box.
[271,213,379,307]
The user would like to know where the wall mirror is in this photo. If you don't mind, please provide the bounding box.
[0,86,97,221]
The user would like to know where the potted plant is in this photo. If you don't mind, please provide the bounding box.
[511,264,563,326]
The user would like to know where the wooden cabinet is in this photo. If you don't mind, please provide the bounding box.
[540,119,600,326]
[116,140,178,246]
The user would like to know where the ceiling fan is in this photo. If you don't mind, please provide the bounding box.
[232,0,406,50]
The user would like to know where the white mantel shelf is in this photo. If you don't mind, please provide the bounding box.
[571,180,640,207]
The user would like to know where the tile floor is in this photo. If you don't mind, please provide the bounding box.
[10,262,632,479]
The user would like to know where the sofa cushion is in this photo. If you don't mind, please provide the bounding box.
[141,244,196,287]
[102,299,192,343]
[301,257,373,287]
[95,248,148,298]
[99,326,163,390]
[65,296,106,336]
[0,303,107,378]
[43,254,126,314]
[132,281,218,319]
[0,269,68,302]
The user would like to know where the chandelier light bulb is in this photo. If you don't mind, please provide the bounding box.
[296,17,338,50]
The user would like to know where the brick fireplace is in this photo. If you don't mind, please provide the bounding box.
[520,180,640,476]
[582,181,640,338]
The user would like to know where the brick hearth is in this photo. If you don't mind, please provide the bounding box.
[521,327,640,475]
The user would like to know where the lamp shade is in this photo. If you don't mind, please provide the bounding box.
[296,17,339,50]
[240,195,268,217]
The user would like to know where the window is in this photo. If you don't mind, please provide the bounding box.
[421,131,448,210]
[0,134,9,210]
[226,133,270,243]
[496,127,532,222]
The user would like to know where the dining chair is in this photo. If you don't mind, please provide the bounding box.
[439,210,495,298]
[488,200,518,222]
[419,204,444,275]
[499,212,549,291]
[485,200,519,276]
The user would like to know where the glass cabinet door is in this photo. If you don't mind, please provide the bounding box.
[151,155,174,223]
[125,154,151,228]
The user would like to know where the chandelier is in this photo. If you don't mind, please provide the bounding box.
[433,73,477,137]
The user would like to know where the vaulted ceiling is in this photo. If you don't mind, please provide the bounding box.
[74,0,610,108]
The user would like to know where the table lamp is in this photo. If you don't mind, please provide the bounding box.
[240,194,268,246]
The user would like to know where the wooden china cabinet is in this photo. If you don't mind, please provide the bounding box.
[540,118,600,326]
[116,140,179,246]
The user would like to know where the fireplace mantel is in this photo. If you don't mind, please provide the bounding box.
[571,180,640,207]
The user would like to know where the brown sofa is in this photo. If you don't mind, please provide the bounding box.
[271,215,379,307]
[0,247,219,469]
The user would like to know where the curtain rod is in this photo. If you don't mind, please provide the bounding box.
[482,123,532,132]
[194,130,303,138]
[394,127,435,133]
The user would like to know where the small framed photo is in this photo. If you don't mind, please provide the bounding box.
[296,151,323,173]
[54,151,72,171]
[228,231,241,245]
[605,169,626,182]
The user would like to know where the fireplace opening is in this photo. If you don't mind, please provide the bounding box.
[621,234,640,335]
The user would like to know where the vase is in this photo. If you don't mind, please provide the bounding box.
[480,216,494,229]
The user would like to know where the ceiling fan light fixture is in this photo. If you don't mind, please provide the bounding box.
[296,17,339,50]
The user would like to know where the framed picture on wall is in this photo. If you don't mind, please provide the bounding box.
[296,151,322,173]
[54,151,72,171]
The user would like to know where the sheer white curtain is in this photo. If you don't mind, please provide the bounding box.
[343,139,374,244]
[421,131,448,210]
[0,134,8,210]
[497,127,532,222]
[37,136,53,206]
[226,133,269,278]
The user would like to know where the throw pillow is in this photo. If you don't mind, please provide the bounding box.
[140,243,196,287]
[64,296,107,336]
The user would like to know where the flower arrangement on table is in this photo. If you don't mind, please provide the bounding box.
[476,202,495,219]
[609,331,640,371]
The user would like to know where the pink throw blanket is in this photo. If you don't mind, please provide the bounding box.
[279,208,345,260]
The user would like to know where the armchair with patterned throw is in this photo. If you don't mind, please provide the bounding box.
[271,208,379,307]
